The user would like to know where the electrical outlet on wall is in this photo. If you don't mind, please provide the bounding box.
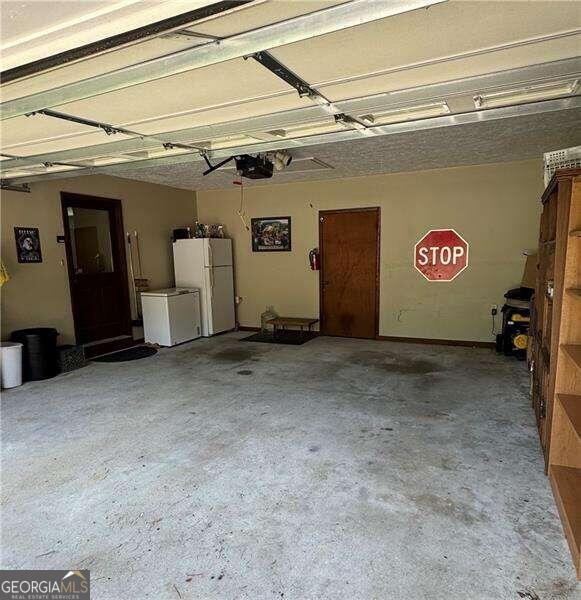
[491,304,498,316]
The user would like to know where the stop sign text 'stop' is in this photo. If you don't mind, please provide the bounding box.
[414,229,469,281]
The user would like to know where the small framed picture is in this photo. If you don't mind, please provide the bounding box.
[251,217,291,252]
[14,227,42,263]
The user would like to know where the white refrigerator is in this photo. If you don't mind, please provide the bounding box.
[173,238,235,337]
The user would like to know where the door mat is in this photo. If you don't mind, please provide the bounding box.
[92,345,158,362]
[241,331,319,345]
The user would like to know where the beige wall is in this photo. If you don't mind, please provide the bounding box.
[1,175,195,344]
[197,159,543,342]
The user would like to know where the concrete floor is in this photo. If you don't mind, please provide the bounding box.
[2,333,579,600]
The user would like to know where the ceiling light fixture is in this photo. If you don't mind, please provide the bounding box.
[359,102,450,125]
[269,150,293,171]
[473,79,579,109]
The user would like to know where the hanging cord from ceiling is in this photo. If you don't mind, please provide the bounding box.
[233,177,250,231]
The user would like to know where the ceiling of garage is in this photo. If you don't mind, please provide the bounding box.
[108,108,581,189]
[1,0,580,190]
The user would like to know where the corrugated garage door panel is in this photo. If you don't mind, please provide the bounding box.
[188,0,350,38]
[269,2,581,86]
[0,0,348,104]
[52,58,297,125]
[0,115,129,156]
[132,94,314,137]
[1,37,204,103]
[318,35,581,102]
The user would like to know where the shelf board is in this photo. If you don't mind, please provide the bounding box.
[558,395,581,441]
[549,466,581,578]
[563,345,581,370]
[570,228,581,238]
[567,288,581,298]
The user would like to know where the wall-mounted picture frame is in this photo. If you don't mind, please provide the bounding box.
[14,227,43,263]
[251,216,292,252]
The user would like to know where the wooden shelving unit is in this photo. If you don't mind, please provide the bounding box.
[558,395,581,440]
[550,466,581,576]
[530,168,581,579]
[563,345,581,369]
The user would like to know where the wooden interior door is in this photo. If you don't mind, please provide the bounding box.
[319,208,380,339]
[61,193,132,344]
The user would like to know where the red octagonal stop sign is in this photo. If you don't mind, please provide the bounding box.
[414,229,469,281]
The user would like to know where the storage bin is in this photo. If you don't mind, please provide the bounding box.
[11,328,58,381]
[1,342,23,388]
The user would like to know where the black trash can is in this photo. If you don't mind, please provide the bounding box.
[11,328,59,381]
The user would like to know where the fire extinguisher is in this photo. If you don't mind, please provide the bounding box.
[309,248,320,270]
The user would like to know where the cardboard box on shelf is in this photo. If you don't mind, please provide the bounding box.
[522,253,538,289]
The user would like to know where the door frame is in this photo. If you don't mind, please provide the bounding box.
[60,192,132,344]
[318,207,381,338]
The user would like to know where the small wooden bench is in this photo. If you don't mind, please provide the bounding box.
[266,317,319,334]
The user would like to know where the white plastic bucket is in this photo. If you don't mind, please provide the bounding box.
[1,342,23,389]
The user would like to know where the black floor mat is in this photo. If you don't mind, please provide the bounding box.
[241,331,318,345]
[92,345,158,362]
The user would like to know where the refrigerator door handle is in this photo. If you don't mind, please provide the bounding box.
[207,242,213,267]
[210,268,214,296]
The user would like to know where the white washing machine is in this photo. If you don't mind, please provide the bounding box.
[141,288,201,346]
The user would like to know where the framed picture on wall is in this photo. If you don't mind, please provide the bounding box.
[14,227,42,263]
[251,216,292,252]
